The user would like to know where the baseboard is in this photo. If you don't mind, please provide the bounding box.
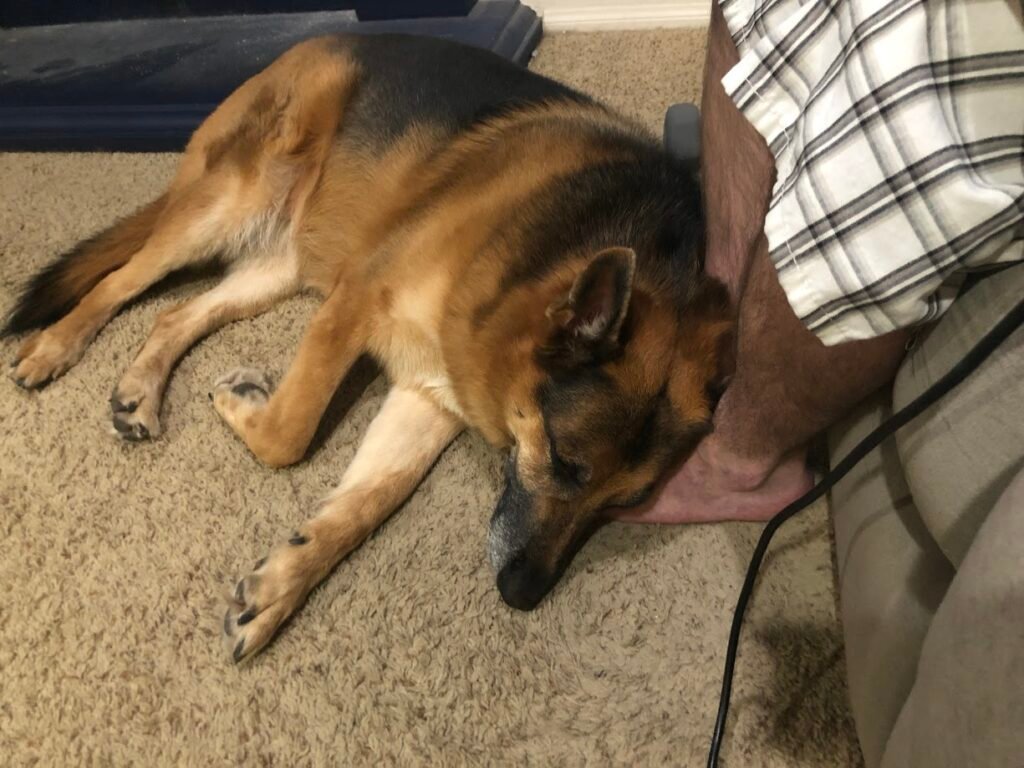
[530,1,710,31]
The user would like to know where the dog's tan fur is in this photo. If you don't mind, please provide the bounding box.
[8,36,731,660]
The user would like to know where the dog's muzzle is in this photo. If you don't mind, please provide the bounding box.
[487,460,532,571]
[488,460,555,611]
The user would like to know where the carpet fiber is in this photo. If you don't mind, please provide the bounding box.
[0,29,862,766]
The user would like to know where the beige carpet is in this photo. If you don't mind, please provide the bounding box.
[0,29,862,766]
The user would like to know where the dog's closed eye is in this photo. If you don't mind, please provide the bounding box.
[611,482,657,508]
[548,434,590,487]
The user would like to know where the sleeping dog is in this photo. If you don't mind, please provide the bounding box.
[6,35,731,661]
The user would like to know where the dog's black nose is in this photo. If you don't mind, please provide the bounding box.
[496,554,550,611]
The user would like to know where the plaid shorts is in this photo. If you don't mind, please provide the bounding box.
[720,0,1024,344]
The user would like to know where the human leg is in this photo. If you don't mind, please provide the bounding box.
[618,2,909,524]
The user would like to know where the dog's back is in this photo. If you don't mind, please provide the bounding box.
[260,37,705,432]
[340,33,588,149]
[295,35,662,292]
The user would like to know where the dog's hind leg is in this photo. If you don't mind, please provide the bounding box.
[223,386,464,662]
[110,254,301,441]
[9,186,242,389]
[9,38,355,390]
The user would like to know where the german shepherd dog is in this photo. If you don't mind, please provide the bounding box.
[5,35,731,661]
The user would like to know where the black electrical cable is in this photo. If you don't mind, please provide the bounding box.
[707,296,1024,768]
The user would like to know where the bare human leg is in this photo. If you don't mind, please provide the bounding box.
[618,1,909,524]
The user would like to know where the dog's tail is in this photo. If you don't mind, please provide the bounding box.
[3,195,167,336]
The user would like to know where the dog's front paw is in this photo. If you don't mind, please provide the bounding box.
[11,330,85,389]
[212,367,271,434]
[110,374,162,441]
[222,528,318,663]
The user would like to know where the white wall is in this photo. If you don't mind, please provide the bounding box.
[528,0,710,31]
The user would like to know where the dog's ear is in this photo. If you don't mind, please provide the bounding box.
[540,247,636,367]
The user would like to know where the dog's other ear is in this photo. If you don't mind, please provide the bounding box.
[693,275,735,407]
[540,247,636,367]
[668,275,735,423]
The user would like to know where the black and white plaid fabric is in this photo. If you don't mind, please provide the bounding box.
[720,0,1024,343]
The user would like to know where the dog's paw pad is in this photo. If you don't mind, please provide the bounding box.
[212,367,272,434]
[214,368,271,402]
[111,413,152,441]
[110,393,138,414]
[110,381,161,442]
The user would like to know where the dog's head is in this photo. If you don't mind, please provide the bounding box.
[489,246,733,610]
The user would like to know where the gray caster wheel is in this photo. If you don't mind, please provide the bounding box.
[664,103,701,171]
